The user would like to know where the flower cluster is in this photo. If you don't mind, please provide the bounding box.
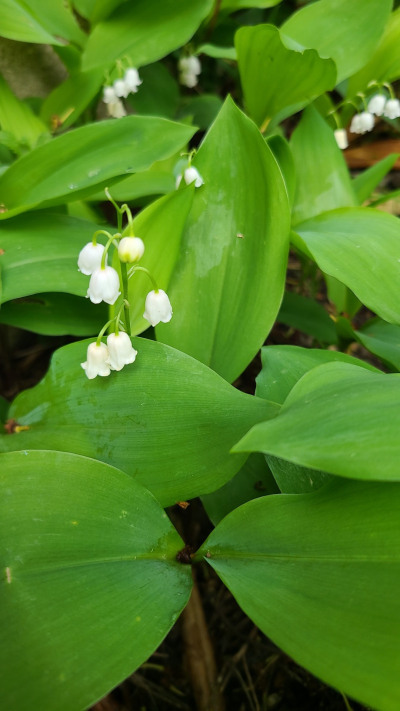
[349,91,400,137]
[78,197,173,380]
[102,67,142,118]
[178,55,201,88]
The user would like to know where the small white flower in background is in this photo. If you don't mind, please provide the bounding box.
[103,85,116,104]
[124,67,142,93]
[367,94,387,116]
[106,332,138,371]
[87,266,121,305]
[334,129,348,150]
[118,236,145,263]
[106,99,127,119]
[383,98,400,120]
[78,242,105,275]
[350,111,374,134]
[143,290,173,327]
[113,78,130,99]
[176,165,204,189]
[81,342,111,379]
[179,55,201,88]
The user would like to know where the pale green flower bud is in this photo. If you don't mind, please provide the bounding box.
[118,237,145,263]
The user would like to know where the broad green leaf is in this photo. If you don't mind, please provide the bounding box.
[324,273,361,319]
[90,169,175,203]
[277,291,337,344]
[348,7,400,95]
[0,213,108,303]
[74,0,125,24]
[127,63,179,120]
[235,25,336,128]
[157,97,290,383]
[81,0,214,71]
[0,75,48,150]
[0,0,85,45]
[290,106,356,226]
[40,69,104,131]
[293,208,400,324]
[266,455,330,494]
[266,134,296,207]
[122,187,195,335]
[0,293,107,336]
[222,0,281,7]
[235,361,400,481]
[281,0,392,84]
[355,318,400,372]
[177,94,224,131]
[0,116,196,219]
[0,339,278,505]
[201,453,279,526]
[198,478,400,711]
[0,450,192,711]
[255,344,379,405]
[352,153,399,205]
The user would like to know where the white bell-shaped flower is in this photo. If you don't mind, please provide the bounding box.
[118,237,145,263]
[124,67,142,93]
[178,56,201,88]
[383,98,400,119]
[176,166,204,189]
[87,266,121,305]
[143,289,173,327]
[106,99,127,119]
[81,342,111,379]
[180,71,198,88]
[103,86,116,104]
[334,129,348,150]
[106,332,138,371]
[350,111,374,134]
[113,78,129,99]
[367,94,387,116]
[78,242,105,275]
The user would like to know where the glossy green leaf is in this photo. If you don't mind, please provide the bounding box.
[266,134,296,208]
[235,361,400,481]
[0,75,48,150]
[123,187,194,335]
[355,318,400,372]
[0,450,192,711]
[290,106,356,226]
[266,455,330,494]
[277,291,337,344]
[0,213,108,303]
[74,0,125,24]
[281,0,392,84]
[81,0,214,70]
[352,153,399,205]
[0,293,107,336]
[201,453,279,526]
[128,63,179,119]
[255,344,379,405]
[293,207,400,324]
[197,44,237,61]
[0,339,278,505]
[40,69,104,130]
[324,274,361,319]
[236,25,336,127]
[348,7,400,95]
[0,0,85,45]
[198,478,400,711]
[177,94,224,131]
[157,97,290,383]
[222,0,281,9]
[0,116,196,218]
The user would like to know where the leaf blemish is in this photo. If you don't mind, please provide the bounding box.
[5,567,12,584]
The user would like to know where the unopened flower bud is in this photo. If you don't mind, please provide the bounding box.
[103,86,116,104]
[87,266,121,305]
[334,129,348,150]
[106,332,138,371]
[383,98,400,120]
[118,237,145,263]
[81,342,111,379]
[350,111,374,134]
[143,289,173,327]
[78,242,105,275]
[106,99,127,119]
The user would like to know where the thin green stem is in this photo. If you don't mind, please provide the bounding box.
[128,265,159,291]
[92,229,112,246]
[120,262,131,335]
[101,234,118,269]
